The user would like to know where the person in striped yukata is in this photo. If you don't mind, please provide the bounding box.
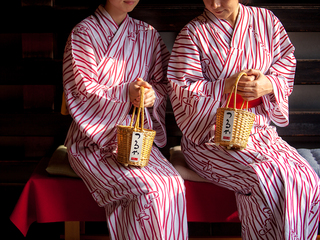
[62,1,188,239]
[167,0,320,239]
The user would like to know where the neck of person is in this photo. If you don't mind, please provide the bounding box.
[228,5,240,28]
[104,4,127,26]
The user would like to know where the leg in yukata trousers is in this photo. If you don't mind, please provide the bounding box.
[69,146,188,240]
[250,151,320,240]
[182,142,320,240]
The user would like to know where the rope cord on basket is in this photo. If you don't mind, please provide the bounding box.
[225,72,250,110]
[129,86,145,131]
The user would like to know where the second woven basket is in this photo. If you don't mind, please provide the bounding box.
[215,72,255,150]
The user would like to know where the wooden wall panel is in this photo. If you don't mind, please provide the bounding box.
[3,1,21,9]
[0,86,23,111]
[0,113,72,137]
[23,85,55,110]
[21,0,53,6]
[0,137,55,160]
[0,59,63,85]
[22,33,54,58]
[295,60,320,84]
[0,162,39,183]
[0,85,56,111]
[0,34,22,60]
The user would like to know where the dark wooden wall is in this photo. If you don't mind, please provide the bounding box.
[1,0,320,239]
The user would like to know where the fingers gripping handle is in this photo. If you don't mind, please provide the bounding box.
[226,72,249,110]
[129,86,145,131]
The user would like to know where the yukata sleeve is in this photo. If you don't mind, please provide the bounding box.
[63,25,131,148]
[263,14,296,127]
[145,31,170,148]
[167,25,225,145]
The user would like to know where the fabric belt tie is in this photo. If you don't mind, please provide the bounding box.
[228,93,262,109]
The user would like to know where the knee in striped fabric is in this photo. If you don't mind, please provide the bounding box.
[235,186,282,240]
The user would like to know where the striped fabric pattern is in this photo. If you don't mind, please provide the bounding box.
[168,4,320,240]
[63,5,187,240]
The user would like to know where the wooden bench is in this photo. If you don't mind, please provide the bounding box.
[10,146,320,239]
[10,153,241,240]
[3,0,320,239]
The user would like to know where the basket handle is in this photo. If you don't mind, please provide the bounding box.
[129,86,145,131]
[225,72,250,110]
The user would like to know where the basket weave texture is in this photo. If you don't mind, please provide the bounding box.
[215,72,255,150]
[117,86,156,167]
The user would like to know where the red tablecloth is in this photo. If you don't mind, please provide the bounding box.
[10,158,239,237]
[184,181,239,223]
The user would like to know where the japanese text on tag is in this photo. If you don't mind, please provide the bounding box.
[221,110,235,141]
[129,132,144,162]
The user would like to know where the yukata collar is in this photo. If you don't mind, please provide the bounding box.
[203,4,249,49]
[96,4,130,33]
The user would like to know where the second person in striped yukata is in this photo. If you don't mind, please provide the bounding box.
[167,0,320,239]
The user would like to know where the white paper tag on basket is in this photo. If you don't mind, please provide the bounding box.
[129,132,144,162]
[221,110,235,141]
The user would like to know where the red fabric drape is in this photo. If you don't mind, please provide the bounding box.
[228,93,262,109]
[10,158,240,237]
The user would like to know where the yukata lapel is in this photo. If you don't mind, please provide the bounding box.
[96,13,135,86]
[217,5,251,107]
[218,4,250,81]
[215,5,261,161]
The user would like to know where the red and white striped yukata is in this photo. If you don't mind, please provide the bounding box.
[168,4,320,240]
[63,5,187,240]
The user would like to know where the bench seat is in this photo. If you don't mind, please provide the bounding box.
[10,155,239,240]
[10,146,320,239]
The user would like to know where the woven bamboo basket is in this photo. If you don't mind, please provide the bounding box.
[215,72,255,150]
[117,86,156,167]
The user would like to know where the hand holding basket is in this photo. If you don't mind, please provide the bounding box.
[117,86,156,167]
[215,72,255,150]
